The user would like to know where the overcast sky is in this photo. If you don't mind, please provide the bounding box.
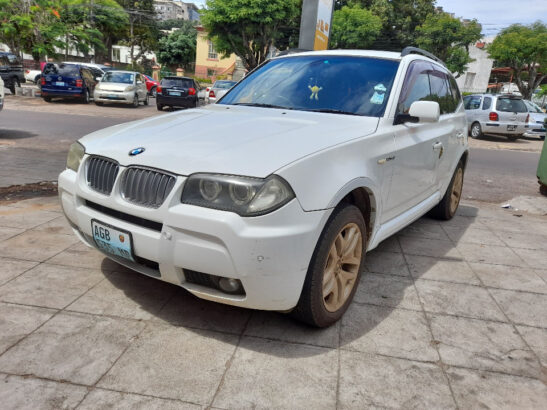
[191,0,546,37]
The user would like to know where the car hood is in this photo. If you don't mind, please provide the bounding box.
[97,82,132,91]
[80,105,379,178]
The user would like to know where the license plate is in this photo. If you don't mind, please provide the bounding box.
[169,91,181,96]
[55,82,64,86]
[91,220,135,262]
[108,94,117,99]
[507,125,517,131]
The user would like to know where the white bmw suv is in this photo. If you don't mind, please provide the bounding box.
[59,48,468,327]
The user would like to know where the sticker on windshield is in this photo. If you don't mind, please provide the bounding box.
[374,83,387,92]
[370,92,385,105]
[308,85,323,100]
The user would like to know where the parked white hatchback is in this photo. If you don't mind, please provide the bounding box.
[59,48,468,327]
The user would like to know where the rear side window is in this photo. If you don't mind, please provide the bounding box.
[482,97,492,110]
[43,64,80,77]
[161,78,193,88]
[464,96,481,110]
[496,97,527,113]
[429,70,455,114]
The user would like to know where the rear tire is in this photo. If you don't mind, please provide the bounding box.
[470,122,482,139]
[82,89,90,104]
[43,97,52,103]
[156,104,163,111]
[8,78,19,94]
[430,161,464,220]
[291,204,366,328]
[507,135,519,141]
[150,86,157,97]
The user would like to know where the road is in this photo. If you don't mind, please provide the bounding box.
[0,96,544,203]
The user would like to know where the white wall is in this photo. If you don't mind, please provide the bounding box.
[456,42,494,94]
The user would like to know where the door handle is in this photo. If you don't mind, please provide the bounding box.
[377,155,395,165]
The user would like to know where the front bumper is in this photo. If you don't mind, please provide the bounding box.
[58,162,328,311]
[524,123,546,139]
[94,90,134,104]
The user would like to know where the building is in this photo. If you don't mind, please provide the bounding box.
[455,40,494,94]
[194,26,237,81]
[153,1,200,22]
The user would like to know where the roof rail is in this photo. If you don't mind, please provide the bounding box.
[401,47,446,67]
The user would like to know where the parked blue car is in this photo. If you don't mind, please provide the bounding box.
[41,63,101,103]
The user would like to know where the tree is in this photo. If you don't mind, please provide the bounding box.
[330,5,382,49]
[416,12,482,76]
[488,22,547,100]
[157,21,197,71]
[201,0,300,70]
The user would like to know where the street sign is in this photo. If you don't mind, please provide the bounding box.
[299,0,335,51]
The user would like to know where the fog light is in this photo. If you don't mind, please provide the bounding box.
[218,278,242,294]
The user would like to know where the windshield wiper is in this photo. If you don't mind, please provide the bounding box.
[301,108,363,116]
[232,103,291,110]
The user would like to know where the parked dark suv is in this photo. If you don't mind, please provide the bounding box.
[0,52,25,94]
[156,76,200,110]
[41,63,100,103]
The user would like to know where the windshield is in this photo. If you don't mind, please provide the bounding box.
[496,97,527,113]
[524,100,542,113]
[102,72,134,84]
[214,81,236,89]
[43,63,79,76]
[161,78,193,88]
[219,56,399,117]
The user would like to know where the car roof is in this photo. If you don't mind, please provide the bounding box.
[162,76,193,80]
[274,49,402,61]
[103,70,138,75]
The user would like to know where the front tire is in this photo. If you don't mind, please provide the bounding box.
[150,86,157,97]
[292,204,366,327]
[132,94,139,108]
[507,135,519,141]
[430,161,464,220]
[470,122,482,139]
[156,103,163,111]
[95,101,103,106]
[8,78,19,94]
[144,94,149,106]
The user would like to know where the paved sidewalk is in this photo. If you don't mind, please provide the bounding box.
[0,197,545,409]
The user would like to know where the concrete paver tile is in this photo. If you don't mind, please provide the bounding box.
[0,373,88,410]
[0,312,144,385]
[443,226,505,246]
[4,196,62,212]
[480,215,547,236]
[30,215,74,236]
[0,207,60,229]
[399,236,463,259]
[0,230,78,262]
[536,268,547,284]
[244,310,339,348]
[364,250,410,276]
[456,243,524,266]
[154,289,251,335]
[399,219,449,241]
[213,337,337,410]
[406,254,480,284]
[470,263,547,293]
[0,303,55,355]
[0,263,104,309]
[338,351,455,409]
[98,323,238,405]
[341,304,437,362]
[415,280,506,321]
[0,257,38,286]
[47,242,120,271]
[496,231,547,251]
[490,289,547,328]
[353,273,421,310]
[373,236,400,253]
[78,389,200,410]
[516,325,547,367]
[511,247,547,270]
[447,367,547,410]
[0,226,24,241]
[430,315,540,378]
[67,270,177,321]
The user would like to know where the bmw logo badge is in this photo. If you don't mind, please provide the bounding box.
[129,147,145,156]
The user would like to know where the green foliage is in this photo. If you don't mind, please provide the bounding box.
[416,12,482,76]
[157,21,197,71]
[330,5,382,49]
[488,21,547,99]
[201,0,300,70]
[537,85,547,98]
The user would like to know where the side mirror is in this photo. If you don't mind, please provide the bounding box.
[408,101,440,123]
[95,76,101,81]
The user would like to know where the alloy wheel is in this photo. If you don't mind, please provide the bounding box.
[450,167,463,215]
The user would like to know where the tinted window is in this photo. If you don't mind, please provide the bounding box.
[496,97,527,113]
[43,64,80,77]
[524,100,542,113]
[448,75,461,103]
[429,71,454,114]
[397,61,432,115]
[213,81,236,89]
[482,97,492,110]
[161,78,194,88]
[464,96,481,110]
[220,56,400,117]
[102,71,134,84]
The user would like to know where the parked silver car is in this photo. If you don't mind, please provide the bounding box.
[523,100,546,140]
[463,94,528,140]
[206,80,237,104]
[94,71,148,107]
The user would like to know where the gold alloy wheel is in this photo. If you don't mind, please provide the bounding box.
[450,167,464,215]
[322,223,363,312]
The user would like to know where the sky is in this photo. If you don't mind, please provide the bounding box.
[190,0,546,37]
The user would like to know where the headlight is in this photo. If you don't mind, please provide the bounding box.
[66,142,85,172]
[125,86,135,92]
[181,174,295,216]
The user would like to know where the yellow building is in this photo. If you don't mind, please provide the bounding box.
[195,26,237,81]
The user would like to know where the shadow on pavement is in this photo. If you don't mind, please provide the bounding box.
[99,205,477,357]
[0,129,37,139]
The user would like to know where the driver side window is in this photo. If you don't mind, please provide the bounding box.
[397,61,433,115]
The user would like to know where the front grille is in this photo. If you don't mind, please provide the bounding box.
[85,200,162,232]
[120,167,176,208]
[86,156,119,195]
